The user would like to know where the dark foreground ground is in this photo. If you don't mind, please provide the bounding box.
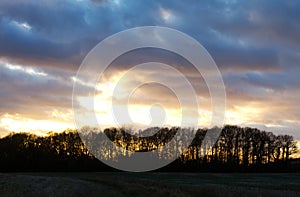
[0,172,299,197]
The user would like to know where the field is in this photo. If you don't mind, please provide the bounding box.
[0,173,300,197]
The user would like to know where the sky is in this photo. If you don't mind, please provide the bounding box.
[0,0,300,140]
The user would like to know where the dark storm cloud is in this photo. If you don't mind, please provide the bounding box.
[0,0,299,73]
[159,0,300,72]
[0,1,87,68]
[0,0,164,70]
[0,0,119,70]
[0,18,81,70]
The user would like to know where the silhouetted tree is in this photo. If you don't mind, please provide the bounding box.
[0,125,298,172]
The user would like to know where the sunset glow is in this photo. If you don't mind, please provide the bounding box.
[0,0,299,147]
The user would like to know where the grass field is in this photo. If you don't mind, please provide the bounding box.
[0,172,299,197]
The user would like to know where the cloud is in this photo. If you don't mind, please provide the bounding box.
[0,0,298,73]
[0,61,74,118]
[0,0,300,139]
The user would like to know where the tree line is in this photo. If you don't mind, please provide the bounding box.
[0,125,298,172]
